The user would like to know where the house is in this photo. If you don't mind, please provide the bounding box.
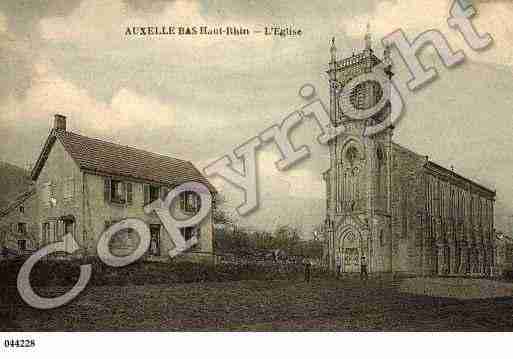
[0,189,38,256]
[0,114,216,261]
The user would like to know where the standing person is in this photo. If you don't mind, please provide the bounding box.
[336,255,341,279]
[304,257,311,283]
[360,255,368,281]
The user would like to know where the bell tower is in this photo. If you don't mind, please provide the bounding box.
[323,29,395,274]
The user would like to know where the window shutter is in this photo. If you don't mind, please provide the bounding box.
[126,182,133,204]
[194,193,200,211]
[104,178,111,202]
[121,182,126,203]
[144,184,150,204]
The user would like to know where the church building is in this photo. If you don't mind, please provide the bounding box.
[323,33,496,277]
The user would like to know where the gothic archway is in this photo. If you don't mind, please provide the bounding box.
[336,225,363,273]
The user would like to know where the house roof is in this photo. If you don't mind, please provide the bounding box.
[31,129,216,193]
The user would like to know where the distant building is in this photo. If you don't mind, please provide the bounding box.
[323,34,497,277]
[0,189,37,256]
[0,115,215,261]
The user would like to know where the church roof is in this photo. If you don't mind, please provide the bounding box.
[31,129,215,193]
[424,160,495,198]
[392,142,495,198]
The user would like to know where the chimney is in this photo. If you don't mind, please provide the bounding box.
[54,114,67,131]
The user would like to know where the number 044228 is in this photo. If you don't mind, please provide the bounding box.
[4,339,36,348]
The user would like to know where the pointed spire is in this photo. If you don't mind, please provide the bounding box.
[365,22,372,50]
[330,36,337,63]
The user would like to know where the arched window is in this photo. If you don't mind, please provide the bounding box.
[376,145,386,209]
[350,80,383,110]
[376,146,385,164]
[346,146,359,165]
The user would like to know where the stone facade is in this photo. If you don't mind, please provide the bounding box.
[0,115,214,261]
[323,37,496,277]
[495,231,513,276]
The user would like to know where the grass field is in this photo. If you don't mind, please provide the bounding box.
[3,276,513,331]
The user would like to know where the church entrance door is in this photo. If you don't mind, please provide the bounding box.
[343,247,360,273]
[339,226,361,273]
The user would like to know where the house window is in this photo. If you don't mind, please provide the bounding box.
[104,178,132,205]
[111,180,126,203]
[143,184,161,205]
[149,185,160,203]
[180,191,200,213]
[42,181,52,206]
[18,223,27,235]
[180,226,200,241]
[63,178,74,200]
[149,224,161,256]
[19,205,24,213]
[126,182,133,204]
[18,239,26,251]
[42,223,50,244]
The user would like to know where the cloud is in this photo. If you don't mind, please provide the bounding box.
[0,11,6,34]
[0,58,177,137]
[0,10,39,100]
[0,0,83,36]
[39,0,274,52]
[342,0,513,67]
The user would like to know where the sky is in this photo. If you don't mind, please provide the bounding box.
[0,0,512,236]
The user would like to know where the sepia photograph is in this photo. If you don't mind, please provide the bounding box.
[1,0,513,355]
